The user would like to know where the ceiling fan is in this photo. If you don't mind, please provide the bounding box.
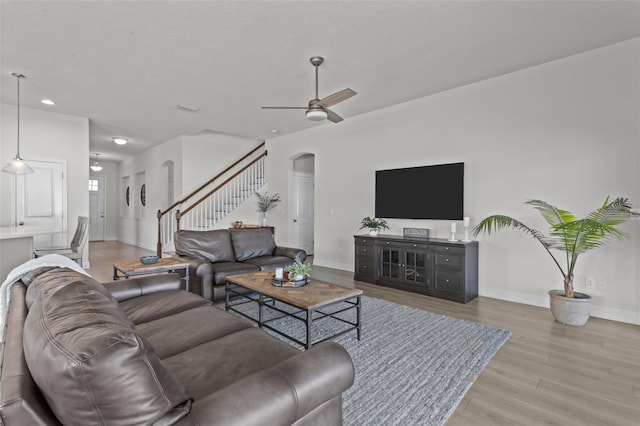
[262,56,356,123]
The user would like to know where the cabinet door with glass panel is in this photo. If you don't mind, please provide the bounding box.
[377,242,430,289]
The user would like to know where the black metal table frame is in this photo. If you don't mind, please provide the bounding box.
[225,282,361,350]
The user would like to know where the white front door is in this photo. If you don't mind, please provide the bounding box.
[293,175,314,255]
[16,160,66,247]
[89,175,106,241]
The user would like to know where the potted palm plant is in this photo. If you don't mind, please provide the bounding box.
[473,197,635,326]
[359,216,389,236]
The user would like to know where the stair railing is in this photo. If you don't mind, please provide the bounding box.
[157,142,266,256]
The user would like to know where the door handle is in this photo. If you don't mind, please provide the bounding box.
[293,219,298,222]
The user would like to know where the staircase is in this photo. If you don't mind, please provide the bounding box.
[157,142,267,256]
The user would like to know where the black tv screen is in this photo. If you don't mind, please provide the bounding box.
[375,162,464,220]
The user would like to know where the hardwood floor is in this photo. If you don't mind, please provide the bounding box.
[89,241,640,425]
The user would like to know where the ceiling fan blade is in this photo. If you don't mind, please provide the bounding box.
[325,108,344,123]
[261,106,307,109]
[317,88,357,108]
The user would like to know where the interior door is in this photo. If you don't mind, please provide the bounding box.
[16,160,65,247]
[89,175,106,241]
[292,175,314,255]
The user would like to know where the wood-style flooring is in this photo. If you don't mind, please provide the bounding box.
[88,241,640,425]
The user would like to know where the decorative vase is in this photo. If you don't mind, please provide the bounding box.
[368,230,378,236]
[261,212,268,227]
[548,289,592,326]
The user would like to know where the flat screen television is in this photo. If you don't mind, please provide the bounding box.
[375,162,464,220]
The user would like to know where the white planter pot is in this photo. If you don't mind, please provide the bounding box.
[548,290,592,326]
[368,230,378,236]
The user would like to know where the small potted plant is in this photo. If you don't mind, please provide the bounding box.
[285,258,312,281]
[473,197,635,326]
[359,216,389,236]
[255,191,281,227]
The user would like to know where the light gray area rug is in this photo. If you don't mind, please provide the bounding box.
[226,295,511,425]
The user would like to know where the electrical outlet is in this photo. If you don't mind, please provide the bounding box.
[597,278,607,290]
[585,277,596,289]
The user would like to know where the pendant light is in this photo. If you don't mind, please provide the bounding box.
[90,153,103,172]
[2,73,34,175]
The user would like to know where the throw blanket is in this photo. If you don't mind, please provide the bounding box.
[0,254,90,342]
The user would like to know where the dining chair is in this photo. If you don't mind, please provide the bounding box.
[34,216,90,266]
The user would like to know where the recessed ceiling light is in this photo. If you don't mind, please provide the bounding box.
[271,129,279,134]
[113,137,128,145]
[41,99,55,106]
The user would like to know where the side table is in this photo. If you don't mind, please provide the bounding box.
[112,257,190,291]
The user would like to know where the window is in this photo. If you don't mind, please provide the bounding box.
[89,179,99,192]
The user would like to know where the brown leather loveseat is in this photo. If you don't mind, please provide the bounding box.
[174,227,306,301]
[0,268,354,425]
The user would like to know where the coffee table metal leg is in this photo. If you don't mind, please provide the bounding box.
[356,296,362,340]
[258,293,264,328]
[225,282,230,311]
[184,265,190,292]
[306,309,313,350]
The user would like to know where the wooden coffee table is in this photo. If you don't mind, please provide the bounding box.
[225,270,362,349]
[113,257,190,290]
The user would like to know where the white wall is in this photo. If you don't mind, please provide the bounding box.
[265,39,640,324]
[117,132,263,250]
[1,105,90,261]
[118,136,182,250]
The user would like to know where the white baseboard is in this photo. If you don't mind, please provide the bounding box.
[116,238,156,253]
[312,258,353,272]
[479,287,640,325]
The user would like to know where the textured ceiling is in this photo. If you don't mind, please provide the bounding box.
[1,1,638,161]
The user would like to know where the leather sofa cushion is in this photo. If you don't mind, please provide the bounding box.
[230,228,276,261]
[211,261,260,285]
[135,305,253,359]
[23,268,191,426]
[244,255,296,270]
[119,289,212,325]
[162,327,300,399]
[174,229,235,263]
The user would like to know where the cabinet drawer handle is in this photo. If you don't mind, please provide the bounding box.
[445,279,450,283]
[363,265,367,269]
[445,247,449,251]
[386,242,390,245]
[362,239,367,243]
[445,258,450,262]
[363,248,367,253]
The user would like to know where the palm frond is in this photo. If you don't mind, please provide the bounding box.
[525,200,576,226]
[585,196,632,226]
[473,214,566,276]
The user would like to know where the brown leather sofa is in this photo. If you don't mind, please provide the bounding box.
[174,227,306,301]
[0,268,354,425]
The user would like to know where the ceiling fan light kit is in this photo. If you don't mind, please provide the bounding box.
[306,106,328,121]
[262,56,357,123]
[3,73,35,175]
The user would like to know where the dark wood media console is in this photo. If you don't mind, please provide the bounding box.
[354,234,478,303]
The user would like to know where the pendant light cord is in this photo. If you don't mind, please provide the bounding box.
[12,73,25,160]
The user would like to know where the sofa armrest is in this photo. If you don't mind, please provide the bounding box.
[173,256,214,300]
[176,342,353,426]
[274,246,307,262]
[104,273,183,302]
